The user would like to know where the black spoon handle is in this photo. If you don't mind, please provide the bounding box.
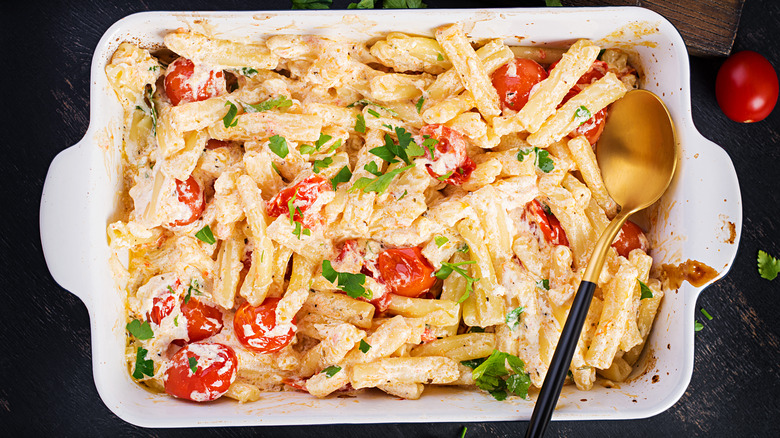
[525,280,597,438]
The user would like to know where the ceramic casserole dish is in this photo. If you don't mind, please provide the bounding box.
[40,7,742,427]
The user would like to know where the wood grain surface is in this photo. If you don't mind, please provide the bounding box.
[1,1,779,437]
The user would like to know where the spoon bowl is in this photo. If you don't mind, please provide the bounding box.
[525,89,677,438]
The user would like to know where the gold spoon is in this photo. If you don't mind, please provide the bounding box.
[525,89,677,437]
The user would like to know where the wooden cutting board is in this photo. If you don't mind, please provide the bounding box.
[561,0,746,57]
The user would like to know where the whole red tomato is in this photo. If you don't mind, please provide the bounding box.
[716,51,778,123]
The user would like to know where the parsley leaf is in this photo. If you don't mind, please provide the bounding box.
[359,339,371,353]
[457,243,470,253]
[315,133,333,150]
[223,101,239,128]
[321,365,342,377]
[299,144,316,155]
[398,189,408,200]
[437,170,454,181]
[126,319,154,340]
[694,320,704,332]
[322,260,372,299]
[135,87,158,135]
[516,147,555,173]
[244,95,293,113]
[313,157,333,173]
[370,127,424,165]
[364,161,384,177]
[240,67,258,77]
[350,164,414,194]
[383,0,427,8]
[536,279,550,290]
[132,347,155,379]
[271,162,281,175]
[460,358,485,369]
[287,189,299,225]
[269,135,289,158]
[505,307,525,331]
[292,220,311,240]
[437,53,445,61]
[330,166,353,190]
[545,0,563,7]
[188,357,198,374]
[434,236,449,247]
[435,261,478,303]
[348,0,374,8]
[195,225,216,244]
[574,105,592,126]
[291,0,332,9]
[416,96,425,113]
[367,108,381,118]
[700,308,714,321]
[355,113,366,133]
[346,99,399,116]
[471,350,531,401]
[758,250,780,280]
[639,280,654,299]
[174,315,178,326]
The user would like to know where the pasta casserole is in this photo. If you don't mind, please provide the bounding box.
[106,23,665,404]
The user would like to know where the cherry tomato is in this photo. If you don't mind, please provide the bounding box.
[267,175,330,227]
[525,199,569,247]
[376,247,436,298]
[168,176,205,227]
[149,294,176,325]
[419,124,476,186]
[611,220,649,258]
[233,298,296,353]
[164,342,237,402]
[164,57,227,106]
[181,298,224,342]
[205,139,230,150]
[491,58,548,111]
[716,51,779,123]
[550,60,610,145]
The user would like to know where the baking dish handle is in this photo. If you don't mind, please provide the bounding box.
[40,137,93,306]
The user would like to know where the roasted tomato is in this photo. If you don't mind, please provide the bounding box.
[149,294,176,325]
[164,57,226,106]
[491,58,548,111]
[180,298,224,342]
[525,199,569,247]
[611,220,649,258]
[377,247,436,298]
[233,298,296,354]
[168,176,205,227]
[716,51,779,123]
[419,124,475,186]
[164,342,238,402]
[266,175,330,227]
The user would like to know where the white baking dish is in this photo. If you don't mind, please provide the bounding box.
[40,8,741,427]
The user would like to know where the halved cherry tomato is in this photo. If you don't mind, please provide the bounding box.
[164,57,226,106]
[611,220,649,258]
[491,58,548,111]
[149,294,176,325]
[164,342,238,402]
[205,139,230,150]
[233,298,296,353]
[525,199,569,247]
[181,298,224,342]
[716,51,779,123]
[168,176,205,227]
[419,124,476,186]
[377,247,436,298]
[266,175,330,227]
[549,60,610,145]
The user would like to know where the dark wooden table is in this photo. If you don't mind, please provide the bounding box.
[2,1,778,436]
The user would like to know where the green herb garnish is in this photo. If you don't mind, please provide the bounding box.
[574,105,592,126]
[359,339,371,353]
[330,166,353,190]
[188,356,198,374]
[505,307,525,331]
[355,113,366,133]
[241,67,258,76]
[758,250,780,280]
[321,365,342,377]
[322,260,372,299]
[416,96,425,113]
[471,349,531,400]
[132,347,155,379]
[434,236,449,247]
[195,225,216,245]
[313,157,333,173]
[436,261,478,303]
[536,279,550,290]
[223,101,239,128]
[639,280,653,299]
[291,0,332,9]
[244,95,293,113]
[269,135,289,158]
[700,308,714,321]
[126,319,154,340]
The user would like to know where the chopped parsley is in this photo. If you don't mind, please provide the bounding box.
[437,170,454,181]
[436,261,478,303]
[398,189,408,200]
[700,308,714,321]
[505,307,525,331]
[322,260,372,299]
[415,96,425,113]
[330,166,353,190]
[135,87,158,135]
[639,280,653,299]
[132,347,155,379]
[222,101,239,128]
[471,349,532,400]
[574,105,592,126]
[355,113,366,133]
[437,53,445,61]
[185,279,203,304]
[350,164,414,195]
[364,161,384,177]
[758,250,780,280]
[370,127,425,165]
[694,320,704,332]
[299,144,316,155]
[271,162,281,175]
[421,136,438,158]
[292,220,311,239]
[195,225,216,245]
[359,339,372,353]
[240,67,258,77]
[244,95,293,113]
[173,315,178,326]
[315,133,333,149]
[457,243,470,253]
[517,147,555,173]
[313,157,333,173]
[467,326,485,333]
[434,236,449,247]
[346,99,399,116]
[367,108,381,118]
[268,135,289,158]
[321,365,342,377]
[348,0,374,8]
[188,356,198,374]
[291,0,332,9]
[126,319,154,340]
[536,279,550,290]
